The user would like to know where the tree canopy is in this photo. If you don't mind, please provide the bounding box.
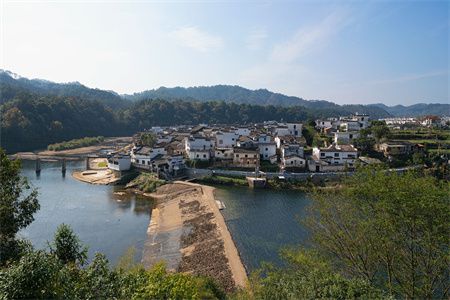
[0,149,39,265]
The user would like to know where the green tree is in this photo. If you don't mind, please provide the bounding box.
[0,250,76,299]
[370,120,390,143]
[306,167,449,298]
[139,132,157,147]
[49,223,88,266]
[236,249,384,300]
[0,148,39,265]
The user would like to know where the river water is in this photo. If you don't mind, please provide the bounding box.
[214,186,311,272]
[20,161,311,271]
[19,160,154,265]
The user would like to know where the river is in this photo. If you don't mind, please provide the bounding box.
[214,186,311,272]
[20,160,311,271]
[19,160,154,265]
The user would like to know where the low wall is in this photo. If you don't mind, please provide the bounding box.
[185,168,351,181]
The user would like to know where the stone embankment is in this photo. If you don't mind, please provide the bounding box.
[142,182,247,292]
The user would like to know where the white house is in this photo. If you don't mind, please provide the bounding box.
[281,144,304,158]
[215,131,239,148]
[258,142,277,161]
[257,133,272,143]
[333,131,360,145]
[340,114,370,131]
[107,154,131,171]
[185,136,214,160]
[286,123,302,137]
[187,149,211,161]
[309,144,358,172]
[235,127,251,136]
[340,120,362,132]
[315,119,333,130]
[273,125,290,137]
[281,155,306,169]
[131,146,167,169]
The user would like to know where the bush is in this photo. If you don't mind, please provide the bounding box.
[47,136,104,151]
[127,173,166,193]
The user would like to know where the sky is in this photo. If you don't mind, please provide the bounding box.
[1,0,448,105]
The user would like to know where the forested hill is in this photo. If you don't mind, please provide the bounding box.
[369,103,450,117]
[124,85,390,117]
[0,70,128,109]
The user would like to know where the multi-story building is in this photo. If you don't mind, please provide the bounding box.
[309,144,358,172]
[215,131,239,148]
[233,147,260,168]
[185,136,214,160]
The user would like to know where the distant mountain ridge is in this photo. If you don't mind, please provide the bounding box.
[1,69,447,117]
[0,70,127,109]
[369,103,450,117]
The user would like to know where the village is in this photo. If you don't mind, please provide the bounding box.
[106,113,449,181]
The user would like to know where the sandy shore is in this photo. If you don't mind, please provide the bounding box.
[72,169,120,185]
[142,182,247,292]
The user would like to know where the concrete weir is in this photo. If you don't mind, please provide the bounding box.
[141,182,247,292]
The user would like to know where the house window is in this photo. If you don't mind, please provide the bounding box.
[349,134,353,139]
[321,153,325,157]
[203,154,206,158]
[334,153,339,157]
[300,161,303,164]
[265,148,268,151]
[147,161,150,165]
[291,161,294,164]
[196,154,199,158]
[247,161,250,164]
[236,154,239,158]
[219,139,223,144]
[245,154,248,158]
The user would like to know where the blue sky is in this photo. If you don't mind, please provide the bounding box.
[1,0,448,105]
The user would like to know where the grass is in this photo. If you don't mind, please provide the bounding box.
[197,175,248,186]
[127,173,166,193]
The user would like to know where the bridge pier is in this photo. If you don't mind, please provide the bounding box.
[62,158,66,176]
[35,158,41,175]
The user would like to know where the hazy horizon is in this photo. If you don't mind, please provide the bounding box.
[2,68,449,107]
[1,1,448,105]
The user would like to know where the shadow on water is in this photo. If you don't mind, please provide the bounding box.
[213,185,312,272]
[19,160,154,265]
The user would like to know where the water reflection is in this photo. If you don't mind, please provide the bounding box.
[19,160,153,265]
[214,185,311,272]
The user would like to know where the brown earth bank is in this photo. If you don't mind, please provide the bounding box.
[142,182,247,293]
[11,136,132,160]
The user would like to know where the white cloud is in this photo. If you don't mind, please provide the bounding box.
[246,29,268,50]
[271,10,350,63]
[240,9,352,94]
[170,26,224,52]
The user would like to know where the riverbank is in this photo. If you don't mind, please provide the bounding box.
[142,182,247,292]
[11,136,132,160]
[195,174,342,191]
